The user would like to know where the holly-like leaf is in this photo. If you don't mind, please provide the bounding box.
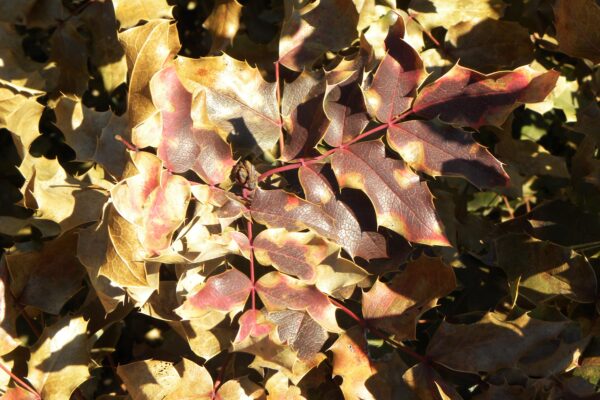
[150,66,234,184]
[412,64,559,128]
[408,0,506,30]
[388,119,509,188]
[362,255,456,340]
[330,326,394,400]
[203,0,243,54]
[177,269,252,319]
[253,228,337,282]
[250,188,335,239]
[25,157,107,232]
[403,362,463,400]
[331,140,450,246]
[495,234,598,303]
[279,0,359,71]
[113,0,173,29]
[554,0,600,64]
[233,309,325,384]
[256,272,341,333]
[427,312,587,376]
[268,310,328,360]
[175,54,280,154]
[322,60,370,147]
[445,19,534,74]
[5,232,86,314]
[281,70,328,160]
[119,20,180,131]
[111,151,191,254]
[27,316,91,400]
[364,15,426,123]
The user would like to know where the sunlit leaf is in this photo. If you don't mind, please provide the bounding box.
[388,119,509,188]
[331,140,450,246]
[413,64,559,128]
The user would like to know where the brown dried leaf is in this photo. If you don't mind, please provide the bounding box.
[27,316,91,400]
[6,232,86,314]
[362,255,456,340]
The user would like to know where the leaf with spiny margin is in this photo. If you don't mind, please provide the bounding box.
[495,233,597,303]
[268,310,328,360]
[203,0,243,54]
[299,164,387,260]
[427,312,587,377]
[119,20,180,132]
[403,362,463,400]
[363,255,456,341]
[445,19,534,74]
[26,157,107,232]
[234,310,325,384]
[413,64,559,128]
[256,272,341,333]
[150,66,234,184]
[331,140,450,246]
[281,70,328,161]
[117,360,182,400]
[264,372,304,400]
[6,231,86,314]
[408,0,506,30]
[177,269,252,320]
[111,151,191,254]
[77,216,127,313]
[330,326,394,400]
[27,316,91,400]
[388,119,509,188]
[105,205,160,292]
[254,228,337,282]
[322,59,369,147]
[279,0,359,71]
[315,254,369,299]
[250,188,335,238]
[175,54,280,154]
[364,14,426,123]
[113,0,173,29]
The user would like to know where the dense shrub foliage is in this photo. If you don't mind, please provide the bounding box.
[1,0,600,399]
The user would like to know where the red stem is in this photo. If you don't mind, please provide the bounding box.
[0,362,41,399]
[329,298,428,363]
[274,61,285,157]
[211,352,233,399]
[246,218,256,311]
[259,119,399,182]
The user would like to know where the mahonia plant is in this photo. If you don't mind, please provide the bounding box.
[9,0,600,399]
[91,6,557,400]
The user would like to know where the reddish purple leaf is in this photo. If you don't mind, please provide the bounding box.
[298,165,387,260]
[388,119,509,188]
[365,16,426,123]
[151,67,234,184]
[253,229,335,282]
[268,310,328,359]
[331,140,450,246]
[250,188,335,239]
[183,269,252,314]
[322,69,369,147]
[413,64,559,128]
[235,310,273,343]
[142,171,191,254]
[281,71,328,161]
[256,272,341,332]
